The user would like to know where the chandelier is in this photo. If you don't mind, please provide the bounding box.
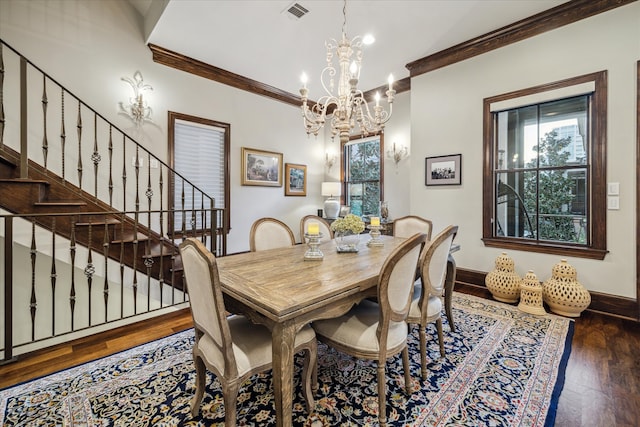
[299,0,394,144]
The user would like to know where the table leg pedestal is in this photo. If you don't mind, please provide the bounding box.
[272,322,296,427]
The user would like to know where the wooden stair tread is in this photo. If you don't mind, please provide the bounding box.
[111,233,150,244]
[34,201,87,207]
[0,178,49,185]
[75,217,121,226]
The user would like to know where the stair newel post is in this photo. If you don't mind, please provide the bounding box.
[19,57,27,179]
[50,217,56,336]
[108,127,113,207]
[69,219,76,331]
[85,218,93,326]
[30,220,37,341]
[103,220,109,323]
[60,90,66,183]
[42,74,49,172]
[3,216,13,362]
[76,101,83,189]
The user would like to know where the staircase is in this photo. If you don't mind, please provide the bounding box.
[0,39,226,363]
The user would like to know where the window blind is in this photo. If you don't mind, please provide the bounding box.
[173,119,225,230]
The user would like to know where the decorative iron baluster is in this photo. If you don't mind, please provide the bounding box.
[76,101,83,188]
[145,152,153,311]
[158,168,164,307]
[122,134,126,212]
[191,186,196,236]
[60,90,66,182]
[133,145,140,314]
[171,216,176,305]
[119,212,125,319]
[0,42,5,149]
[103,220,109,323]
[85,219,94,326]
[201,193,206,244]
[50,217,56,336]
[30,220,37,341]
[70,219,76,331]
[92,113,101,197]
[181,179,186,238]
[42,75,48,171]
[108,127,113,206]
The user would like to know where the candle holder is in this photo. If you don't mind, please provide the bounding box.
[367,225,384,247]
[304,233,324,260]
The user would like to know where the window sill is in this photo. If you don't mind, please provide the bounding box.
[482,237,607,260]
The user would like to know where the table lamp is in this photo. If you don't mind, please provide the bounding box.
[321,182,341,219]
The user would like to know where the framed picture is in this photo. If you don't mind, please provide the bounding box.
[425,154,462,186]
[339,205,351,217]
[284,163,307,196]
[241,147,283,187]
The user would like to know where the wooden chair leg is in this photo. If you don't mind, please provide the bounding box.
[436,318,445,357]
[402,346,412,395]
[190,355,206,417]
[223,382,239,427]
[377,363,387,426]
[419,325,428,380]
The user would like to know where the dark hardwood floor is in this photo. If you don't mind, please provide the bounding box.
[1,285,638,426]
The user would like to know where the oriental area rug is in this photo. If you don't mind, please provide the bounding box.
[0,292,573,426]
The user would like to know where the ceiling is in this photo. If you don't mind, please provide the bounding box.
[134,0,568,96]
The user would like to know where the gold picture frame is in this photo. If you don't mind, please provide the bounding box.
[241,147,283,187]
[284,163,307,196]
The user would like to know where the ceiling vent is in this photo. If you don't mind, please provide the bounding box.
[285,2,309,19]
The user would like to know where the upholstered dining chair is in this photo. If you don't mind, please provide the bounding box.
[393,215,433,241]
[312,232,427,426]
[407,225,458,379]
[179,238,317,425]
[300,215,333,243]
[249,217,296,252]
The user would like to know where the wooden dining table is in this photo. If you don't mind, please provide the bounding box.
[216,234,408,427]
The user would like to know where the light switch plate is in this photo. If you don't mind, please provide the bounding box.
[607,196,619,210]
[608,182,619,195]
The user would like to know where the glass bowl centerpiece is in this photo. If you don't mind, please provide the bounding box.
[330,214,365,253]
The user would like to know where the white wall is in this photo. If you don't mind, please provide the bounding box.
[0,0,345,253]
[409,3,639,298]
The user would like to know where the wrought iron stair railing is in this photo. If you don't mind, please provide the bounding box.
[0,39,227,363]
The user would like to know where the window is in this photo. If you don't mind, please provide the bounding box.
[168,112,230,233]
[342,134,384,217]
[483,72,607,260]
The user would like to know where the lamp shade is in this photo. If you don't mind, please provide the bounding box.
[321,182,342,197]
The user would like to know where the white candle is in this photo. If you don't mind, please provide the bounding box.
[308,222,319,235]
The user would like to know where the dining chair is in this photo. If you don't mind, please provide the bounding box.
[179,238,317,425]
[249,217,296,251]
[407,225,458,379]
[393,215,433,241]
[312,232,427,426]
[300,215,334,243]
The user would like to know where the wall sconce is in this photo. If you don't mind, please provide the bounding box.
[386,142,409,166]
[325,153,338,172]
[118,71,153,127]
